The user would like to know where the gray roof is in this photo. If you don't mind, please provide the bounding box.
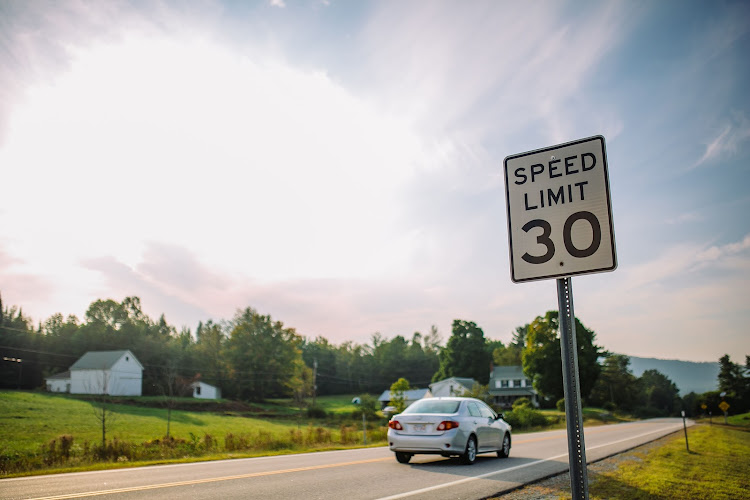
[70,350,142,370]
[45,371,70,380]
[490,365,527,379]
[489,387,538,396]
[430,377,476,390]
[378,388,431,402]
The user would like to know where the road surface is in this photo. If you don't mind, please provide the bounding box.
[1,418,689,500]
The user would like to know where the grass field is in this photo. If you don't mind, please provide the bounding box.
[499,415,750,500]
[588,423,750,499]
[0,391,385,476]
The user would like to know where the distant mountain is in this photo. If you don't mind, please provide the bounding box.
[625,355,720,395]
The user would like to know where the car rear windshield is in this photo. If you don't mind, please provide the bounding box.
[402,400,461,414]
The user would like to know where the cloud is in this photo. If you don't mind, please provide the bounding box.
[269,0,287,8]
[692,113,750,168]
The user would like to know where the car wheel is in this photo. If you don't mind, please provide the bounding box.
[395,452,412,464]
[497,433,511,458]
[460,436,477,465]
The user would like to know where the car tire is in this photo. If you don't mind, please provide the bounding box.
[395,452,412,464]
[497,433,511,458]
[460,436,477,465]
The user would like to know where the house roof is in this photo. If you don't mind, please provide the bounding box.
[490,365,527,379]
[378,388,431,402]
[489,387,538,396]
[430,377,476,390]
[45,371,70,380]
[70,350,142,370]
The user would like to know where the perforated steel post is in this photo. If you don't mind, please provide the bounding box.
[557,277,589,499]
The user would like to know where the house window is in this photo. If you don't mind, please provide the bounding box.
[526,379,532,387]
[196,386,201,395]
[126,356,129,361]
[514,379,522,388]
[501,380,509,388]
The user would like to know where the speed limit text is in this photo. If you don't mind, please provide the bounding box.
[513,153,597,211]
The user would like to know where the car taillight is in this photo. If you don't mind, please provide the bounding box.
[436,421,459,431]
[388,420,403,430]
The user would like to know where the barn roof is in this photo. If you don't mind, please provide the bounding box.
[70,350,142,370]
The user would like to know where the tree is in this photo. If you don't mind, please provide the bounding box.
[433,320,492,384]
[588,354,640,411]
[521,311,604,404]
[639,369,680,415]
[493,326,526,366]
[390,378,411,414]
[717,354,749,412]
[226,307,304,401]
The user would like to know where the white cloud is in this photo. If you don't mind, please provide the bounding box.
[693,114,750,168]
[269,0,287,8]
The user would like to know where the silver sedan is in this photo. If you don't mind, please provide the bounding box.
[387,397,512,465]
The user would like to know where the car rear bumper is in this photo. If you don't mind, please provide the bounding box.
[387,429,468,455]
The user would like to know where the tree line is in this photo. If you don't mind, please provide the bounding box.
[1,293,747,417]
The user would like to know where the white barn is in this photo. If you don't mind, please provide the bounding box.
[192,381,221,400]
[68,350,143,396]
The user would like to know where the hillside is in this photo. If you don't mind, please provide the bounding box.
[626,355,719,395]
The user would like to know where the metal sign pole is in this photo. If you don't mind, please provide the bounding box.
[557,277,589,499]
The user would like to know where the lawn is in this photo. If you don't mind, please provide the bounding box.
[0,391,386,476]
[588,423,750,499]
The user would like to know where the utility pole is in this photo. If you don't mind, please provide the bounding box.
[312,358,318,407]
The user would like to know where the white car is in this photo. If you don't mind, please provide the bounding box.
[387,397,511,465]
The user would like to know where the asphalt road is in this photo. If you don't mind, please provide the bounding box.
[1,418,689,500]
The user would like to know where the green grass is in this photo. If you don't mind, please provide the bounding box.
[0,391,296,454]
[0,391,386,476]
[589,424,750,499]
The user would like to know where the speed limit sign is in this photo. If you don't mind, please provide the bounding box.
[504,136,617,283]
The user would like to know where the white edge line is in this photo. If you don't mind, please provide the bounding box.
[375,424,684,500]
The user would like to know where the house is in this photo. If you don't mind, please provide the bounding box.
[489,365,538,408]
[192,381,221,400]
[63,350,144,396]
[45,371,71,393]
[429,377,476,397]
[378,388,432,409]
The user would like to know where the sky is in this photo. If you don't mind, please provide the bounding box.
[0,0,748,363]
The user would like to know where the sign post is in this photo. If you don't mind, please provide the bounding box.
[504,136,616,500]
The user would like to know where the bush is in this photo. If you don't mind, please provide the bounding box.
[306,405,327,418]
[513,397,532,410]
[504,406,548,429]
[556,399,566,412]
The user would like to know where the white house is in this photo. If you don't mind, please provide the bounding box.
[67,350,143,396]
[45,371,71,393]
[429,377,476,397]
[192,381,221,400]
[488,365,539,408]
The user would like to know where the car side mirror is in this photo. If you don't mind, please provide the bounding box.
[497,413,505,420]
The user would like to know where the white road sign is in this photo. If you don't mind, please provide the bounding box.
[504,135,616,283]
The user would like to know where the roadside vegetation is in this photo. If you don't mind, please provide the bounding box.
[589,419,750,499]
[1,390,638,478]
[0,391,387,477]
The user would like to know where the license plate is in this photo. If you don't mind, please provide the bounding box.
[412,424,427,432]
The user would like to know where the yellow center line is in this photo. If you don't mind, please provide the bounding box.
[28,457,392,500]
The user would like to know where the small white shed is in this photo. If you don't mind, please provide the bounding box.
[45,371,71,393]
[69,350,143,396]
[192,381,221,399]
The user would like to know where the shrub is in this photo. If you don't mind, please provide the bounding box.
[556,398,566,412]
[504,406,548,429]
[513,398,532,410]
[306,405,327,418]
